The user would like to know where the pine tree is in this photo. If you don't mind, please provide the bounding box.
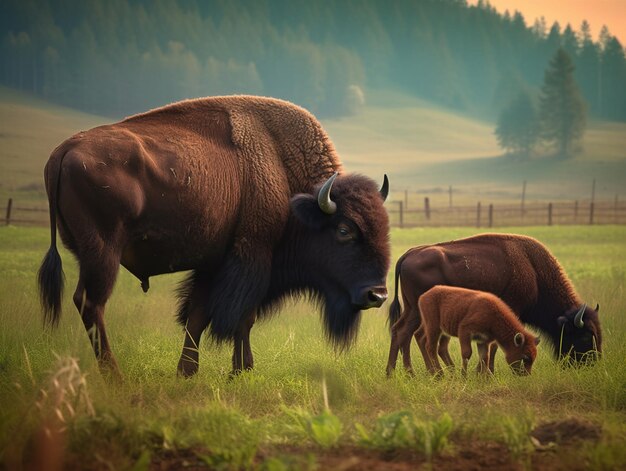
[599,36,626,120]
[495,90,539,157]
[539,48,587,157]
[576,20,601,115]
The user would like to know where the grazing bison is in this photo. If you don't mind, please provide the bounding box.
[387,233,601,375]
[38,96,391,378]
[415,286,539,376]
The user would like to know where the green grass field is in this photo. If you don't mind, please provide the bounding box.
[1,225,625,470]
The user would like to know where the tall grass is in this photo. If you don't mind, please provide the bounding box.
[1,225,625,468]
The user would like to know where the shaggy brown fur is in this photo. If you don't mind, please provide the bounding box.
[416,286,539,376]
[387,233,602,376]
[38,96,391,378]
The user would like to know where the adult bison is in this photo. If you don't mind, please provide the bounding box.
[38,96,391,378]
[386,233,601,375]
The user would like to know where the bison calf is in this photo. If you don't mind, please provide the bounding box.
[415,286,539,376]
[387,233,602,376]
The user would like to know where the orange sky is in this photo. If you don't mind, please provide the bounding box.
[468,0,626,45]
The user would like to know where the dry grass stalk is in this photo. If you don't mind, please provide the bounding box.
[25,356,94,471]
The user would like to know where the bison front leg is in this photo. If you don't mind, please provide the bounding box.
[204,247,272,375]
[178,309,207,378]
[458,330,474,376]
[231,314,256,375]
[487,343,498,373]
[177,271,212,378]
[476,342,492,374]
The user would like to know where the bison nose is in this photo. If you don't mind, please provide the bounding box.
[368,289,388,306]
[358,286,388,309]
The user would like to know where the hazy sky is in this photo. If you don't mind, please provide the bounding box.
[468,0,626,44]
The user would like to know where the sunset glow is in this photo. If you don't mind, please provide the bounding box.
[468,0,626,44]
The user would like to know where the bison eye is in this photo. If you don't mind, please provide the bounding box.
[336,223,355,243]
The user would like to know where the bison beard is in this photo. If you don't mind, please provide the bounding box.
[321,286,363,349]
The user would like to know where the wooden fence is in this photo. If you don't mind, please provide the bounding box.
[3,198,49,226]
[3,197,626,228]
[386,198,626,227]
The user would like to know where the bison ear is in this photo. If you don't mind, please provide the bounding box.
[595,303,600,313]
[514,332,524,347]
[290,194,328,229]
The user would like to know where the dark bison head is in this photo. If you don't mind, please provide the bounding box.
[557,304,602,363]
[290,172,391,348]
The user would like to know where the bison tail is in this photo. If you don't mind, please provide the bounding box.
[38,147,67,327]
[387,253,404,331]
[38,244,64,327]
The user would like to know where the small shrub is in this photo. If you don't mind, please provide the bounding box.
[356,411,453,460]
[177,408,260,470]
[501,414,534,460]
[283,407,343,448]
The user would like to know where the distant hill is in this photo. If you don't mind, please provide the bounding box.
[324,89,626,202]
[0,86,107,203]
[1,87,624,208]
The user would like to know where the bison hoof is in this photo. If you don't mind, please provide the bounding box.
[432,369,445,380]
[98,357,124,383]
[177,361,198,378]
[228,366,253,379]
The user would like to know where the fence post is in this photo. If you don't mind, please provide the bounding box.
[5,198,12,226]
[574,200,578,223]
[488,204,493,228]
[404,190,408,210]
[398,201,404,228]
[521,180,526,219]
[548,202,553,226]
[476,202,481,228]
[589,202,594,225]
[424,197,431,221]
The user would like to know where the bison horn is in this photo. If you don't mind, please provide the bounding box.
[574,304,587,328]
[318,172,338,215]
[380,174,389,202]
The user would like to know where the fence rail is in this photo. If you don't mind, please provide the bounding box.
[3,197,626,228]
[3,198,48,226]
[386,199,626,227]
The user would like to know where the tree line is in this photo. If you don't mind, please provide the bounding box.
[1,0,625,122]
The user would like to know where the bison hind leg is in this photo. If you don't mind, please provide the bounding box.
[73,248,122,381]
